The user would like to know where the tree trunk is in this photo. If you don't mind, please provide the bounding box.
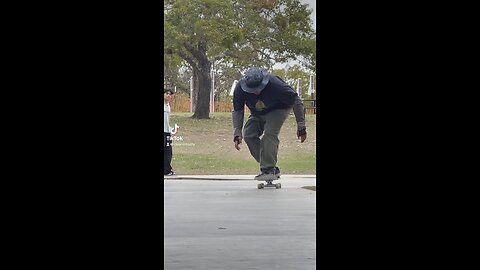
[181,40,211,119]
[191,65,211,119]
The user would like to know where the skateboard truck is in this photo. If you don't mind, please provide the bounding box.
[258,180,281,189]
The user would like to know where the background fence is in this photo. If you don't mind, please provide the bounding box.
[171,93,233,112]
[170,93,316,114]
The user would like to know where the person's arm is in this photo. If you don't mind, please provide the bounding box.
[274,76,307,142]
[232,85,245,149]
[292,95,307,143]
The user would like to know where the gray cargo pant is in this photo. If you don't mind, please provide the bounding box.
[243,109,290,172]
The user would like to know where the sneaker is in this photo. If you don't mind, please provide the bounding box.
[254,171,278,181]
[273,167,281,177]
[164,171,175,176]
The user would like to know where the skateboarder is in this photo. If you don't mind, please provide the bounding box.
[232,67,307,181]
[164,88,175,176]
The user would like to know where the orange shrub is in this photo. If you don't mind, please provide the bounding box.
[170,93,315,114]
[170,93,233,113]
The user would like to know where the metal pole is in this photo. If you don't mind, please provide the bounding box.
[190,76,193,113]
[210,63,215,113]
[230,80,238,96]
[311,74,315,99]
[307,75,313,97]
[174,86,177,111]
[296,79,301,98]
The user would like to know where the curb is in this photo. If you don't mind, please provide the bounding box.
[164,175,316,181]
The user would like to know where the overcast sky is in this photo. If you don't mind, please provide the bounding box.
[299,0,316,30]
[273,0,315,69]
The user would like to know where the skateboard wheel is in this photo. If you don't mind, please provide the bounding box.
[258,183,264,189]
[275,183,281,189]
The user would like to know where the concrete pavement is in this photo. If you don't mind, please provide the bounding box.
[164,175,316,270]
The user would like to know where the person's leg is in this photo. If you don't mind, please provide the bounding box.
[243,115,265,163]
[259,109,290,172]
[164,132,173,174]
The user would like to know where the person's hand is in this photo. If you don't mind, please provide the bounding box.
[297,129,307,143]
[234,136,243,150]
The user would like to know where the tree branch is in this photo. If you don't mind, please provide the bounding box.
[178,47,200,74]
[184,41,209,67]
[256,48,275,61]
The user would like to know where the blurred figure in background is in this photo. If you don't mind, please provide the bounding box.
[164,88,175,176]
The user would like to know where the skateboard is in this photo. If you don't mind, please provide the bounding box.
[257,175,281,189]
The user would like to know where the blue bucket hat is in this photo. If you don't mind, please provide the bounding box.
[239,67,270,94]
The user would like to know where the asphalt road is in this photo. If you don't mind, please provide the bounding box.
[164,175,316,270]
